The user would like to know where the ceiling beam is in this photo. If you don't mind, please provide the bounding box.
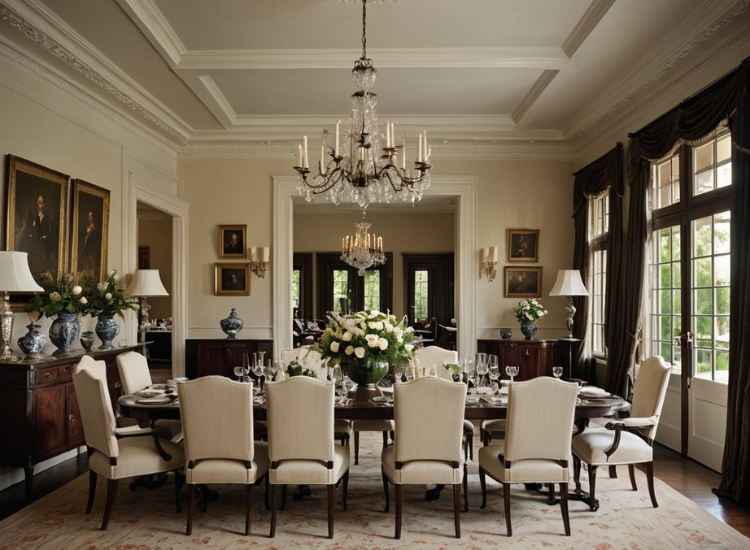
[561,0,616,58]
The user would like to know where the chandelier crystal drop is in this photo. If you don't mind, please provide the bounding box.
[294,0,432,209]
[341,211,386,276]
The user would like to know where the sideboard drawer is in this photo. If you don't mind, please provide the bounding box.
[34,365,70,386]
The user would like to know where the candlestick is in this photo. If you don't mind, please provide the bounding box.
[297,145,303,167]
[335,120,340,155]
[263,247,270,262]
[402,136,406,170]
[491,247,498,262]
[302,136,308,168]
[418,133,423,163]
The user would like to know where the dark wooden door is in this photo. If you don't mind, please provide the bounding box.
[65,384,85,447]
[34,385,66,458]
[403,253,455,327]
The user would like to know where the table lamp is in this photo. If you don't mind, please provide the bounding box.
[0,251,44,357]
[124,269,169,340]
[549,269,589,338]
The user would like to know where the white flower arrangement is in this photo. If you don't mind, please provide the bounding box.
[513,298,548,323]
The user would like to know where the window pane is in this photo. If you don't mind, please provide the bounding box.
[716,287,730,315]
[695,289,712,315]
[414,270,429,320]
[654,155,680,209]
[693,133,731,196]
[332,269,349,312]
[693,216,712,257]
[649,225,680,372]
[363,270,381,311]
[716,134,731,163]
[717,163,732,188]
[695,316,712,348]
[715,316,730,350]
[694,258,712,287]
[714,211,731,254]
[292,269,301,310]
[695,170,714,195]
[715,255,730,287]
[695,349,712,377]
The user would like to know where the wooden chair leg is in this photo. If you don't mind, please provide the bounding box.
[354,432,360,465]
[264,474,270,511]
[628,464,638,491]
[281,484,287,510]
[502,483,512,536]
[469,435,474,461]
[186,484,196,536]
[588,465,598,511]
[573,454,582,493]
[101,479,118,531]
[479,467,487,509]
[174,472,184,513]
[270,484,278,538]
[559,482,571,536]
[646,461,658,508]
[463,463,468,512]
[453,482,461,538]
[327,484,334,539]
[382,469,390,512]
[86,471,97,514]
[547,482,556,505]
[395,484,403,539]
[342,470,349,511]
[247,487,256,535]
[382,431,388,450]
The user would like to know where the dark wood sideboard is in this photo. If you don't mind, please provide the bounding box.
[0,343,148,501]
[477,339,557,381]
[185,338,274,379]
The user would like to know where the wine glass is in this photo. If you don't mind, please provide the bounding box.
[475,353,487,372]
[233,366,245,382]
[505,365,519,383]
[265,360,277,383]
[257,351,266,370]
[488,365,500,392]
[275,360,286,380]
[393,364,405,383]
[252,360,265,393]
[476,355,489,388]
[552,366,564,379]
[332,365,345,401]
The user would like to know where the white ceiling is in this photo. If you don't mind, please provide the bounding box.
[0,0,747,153]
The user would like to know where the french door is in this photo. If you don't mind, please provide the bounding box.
[316,253,392,319]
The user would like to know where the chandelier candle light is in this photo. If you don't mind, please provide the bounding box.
[294,0,432,209]
[341,211,385,276]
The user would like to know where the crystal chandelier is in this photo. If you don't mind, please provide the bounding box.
[341,211,386,276]
[294,0,432,209]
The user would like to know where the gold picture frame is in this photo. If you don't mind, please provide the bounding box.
[507,229,540,263]
[70,179,110,283]
[219,225,247,259]
[504,266,543,298]
[215,263,250,296]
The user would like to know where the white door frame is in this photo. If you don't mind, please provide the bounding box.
[122,169,189,376]
[273,175,478,356]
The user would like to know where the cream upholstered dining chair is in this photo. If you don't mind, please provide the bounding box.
[178,376,269,536]
[280,347,352,446]
[75,354,107,381]
[117,351,182,441]
[571,356,670,511]
[382,377,467,539]
[478,377,578,536]
[73,367,184,530]
[265,376,350,539]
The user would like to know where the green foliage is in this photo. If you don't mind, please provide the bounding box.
[79,270,138,318]
[28,272,86,319]
[513,298,548,323]
[286,360,317,378]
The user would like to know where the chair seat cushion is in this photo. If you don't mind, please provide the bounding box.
[381,445,463,485]
[353,419,395,432]
[335,419,353,434]
[572,428,653,465]
[154,419,183,442]
[89,436,184,480]
[463,419,474,434]
[186,442,269,484]
[270,444,349,485]
[481,419,506,433]
[478,444,568,483]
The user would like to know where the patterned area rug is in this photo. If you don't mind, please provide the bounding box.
[1,434,748,550]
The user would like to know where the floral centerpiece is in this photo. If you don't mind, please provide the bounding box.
[80,270,138,350]
[287,360,317,378]
[29,272,87,352]
[312,310,416,390]
[513,298,548,340]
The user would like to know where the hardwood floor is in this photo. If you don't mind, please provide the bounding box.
[1,438,748,538]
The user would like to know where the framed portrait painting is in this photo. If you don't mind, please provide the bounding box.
[219,225,247,259]
[507,229,539,263]
[215,263,250,296]
[70,179,110,283]
[5,155,69,286]
[504,267,543,298]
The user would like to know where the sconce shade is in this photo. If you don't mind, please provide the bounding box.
[549,269,589,297]
[0,252,44,293]
[124,269,168,297]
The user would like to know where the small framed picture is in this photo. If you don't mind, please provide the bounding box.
[219,225,247,259]
[215,263,250,296]
[504,267,543,298]
[507,229,539,263]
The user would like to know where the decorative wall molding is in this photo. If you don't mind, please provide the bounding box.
[561,0,616,58]
[512,69,559,123]
[115,0,185,66]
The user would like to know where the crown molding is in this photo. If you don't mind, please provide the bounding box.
[561,0,616,58]
[512,69,559,123]
[179,139,575,161]
[115,0,185,66]
[565,0,750,141]
[0,0,192,144]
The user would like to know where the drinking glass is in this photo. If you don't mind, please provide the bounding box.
[552,366,564,379]
[332,365,345,401]
[488,365,500,392]
[275,360,286,380]
[505,365,519,383]
[258,351,266,370]
[252,360,265,392]
[393,365,405,383]
[476,353,487,371]
[476,355,489,388]
[233,366,245,382]
[265,360,277,383]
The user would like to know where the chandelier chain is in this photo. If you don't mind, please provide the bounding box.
[361,0,367,60]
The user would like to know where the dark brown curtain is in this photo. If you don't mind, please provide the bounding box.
[571,144,624,383]
[624,59,750,503]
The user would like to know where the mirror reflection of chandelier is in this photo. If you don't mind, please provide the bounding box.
[341,211,386,276]
[294,0,432,209]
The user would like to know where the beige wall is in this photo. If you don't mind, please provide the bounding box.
[294,211,455,319]
[137,217,173,320]
[179,158,575,341]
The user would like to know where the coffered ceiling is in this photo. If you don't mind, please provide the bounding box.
[0,0,747,157]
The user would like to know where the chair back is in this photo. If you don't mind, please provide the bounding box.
[414,346,458,379]
[631,356,671,440]
[117,351,153,395]
[280,346,328,380]
[504,377,578,463]
[72,368,119,458]
[178,376,255,463]
[394,377,466,464]
[266,376,335,465]
[74,355,107,382]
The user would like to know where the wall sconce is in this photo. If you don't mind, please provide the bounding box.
[480,246,498,282]
[250,247,270,278]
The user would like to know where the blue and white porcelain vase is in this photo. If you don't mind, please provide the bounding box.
[49,312,81,352]
[18,323,46,355]
[95,314,120,350]
[520,320,538,340]
[220,308,244,338]
[499,328,513,340]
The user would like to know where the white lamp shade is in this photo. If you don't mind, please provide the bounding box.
[124,269,168,297]
[0,251,44,293]
[549,269,589,297]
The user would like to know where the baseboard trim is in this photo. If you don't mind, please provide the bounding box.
[0,447,86,493]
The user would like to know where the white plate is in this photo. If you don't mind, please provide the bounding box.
[136,396,173,404]
[135,389,164,397]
